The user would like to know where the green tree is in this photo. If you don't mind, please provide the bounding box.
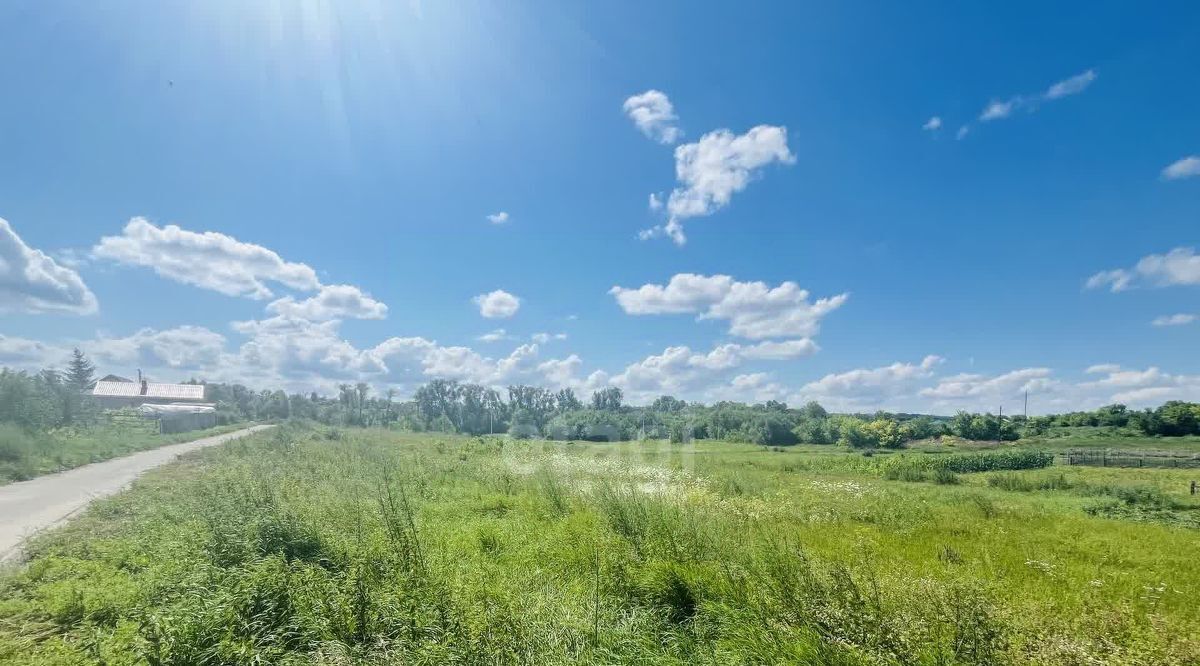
[555,388,583,412]
[64,348,95,391]
[591,387,624,411]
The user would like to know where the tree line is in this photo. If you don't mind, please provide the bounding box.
[3,351,1198,446]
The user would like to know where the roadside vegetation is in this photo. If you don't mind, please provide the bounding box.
[2,423,1197,664]
[0,353,249,484]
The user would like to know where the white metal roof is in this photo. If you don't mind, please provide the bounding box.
[92,381,205,401]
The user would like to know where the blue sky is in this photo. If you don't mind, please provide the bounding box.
[1,0,1198,413]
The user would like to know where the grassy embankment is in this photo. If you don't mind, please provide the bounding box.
[1,424,1197,664]
[0,422,249,484]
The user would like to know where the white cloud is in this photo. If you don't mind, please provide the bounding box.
[642,126,795,244]
[622,90,682,144]
[740,338,819,359]
[922,116,942,131]
[0,334,63,368]
[1044,69,1097,100]
[979,98,1020,122]
[610,273,847,340]
[609,339,818,403]
[537,354,582,386]
[266,284,387,321]
[1161,156,1200,181]
[1087,247,1200,291]
[93,217,320,299]
[795,355,943,411]
[920,368,1056,408]
[473,289,521,319]
[0,218,98,315]
[91,325,229,371]
[648,193,663,211]
[1075,365,1200,406]
[531,332,567,344]
[477,329,509,342]
[1151,313,1196,327]
[707,372,789,404]
[1085,269,1133,292]
[955,125,970,141]
[977,69,1096,125]
[486,211,510,225]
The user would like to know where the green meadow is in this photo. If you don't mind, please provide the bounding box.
[2,424,1197,664]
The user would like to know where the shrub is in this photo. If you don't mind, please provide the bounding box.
[932,468,960,485]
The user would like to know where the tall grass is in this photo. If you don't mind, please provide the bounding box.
[0,422,246,484]
[0,426,1196,664]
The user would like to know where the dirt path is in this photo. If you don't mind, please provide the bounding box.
[0,425,273,563]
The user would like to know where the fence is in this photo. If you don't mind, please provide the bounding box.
[1058,449,1200,469]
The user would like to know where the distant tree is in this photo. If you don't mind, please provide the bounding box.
[798,401,828,421]
[355,382,370,424]
[899,416,941,441]
[860,418,904,449]
[508,385,555,431]
[555,388,583,412]
[1151,401,1200,437]
[59,349,98,425]
[64,348,95,391]
[650,395,686,413]
[591,387,624,411]
[794,418,835,444]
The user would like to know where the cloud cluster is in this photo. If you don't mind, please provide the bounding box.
[610,273,847,340]
[91,217,389,326]
[788,358,1198,414]
[978,69,1097,123]
[642,126,794,244]
[796,356,943,411]
[1086,247,1200,292]
[0,218,98,315]
[93,218,320,300]
[266,284,388,321]
[625,91,793,244]
[936,69,1096,141]
[608,339,817,401]
[622,90,682,144]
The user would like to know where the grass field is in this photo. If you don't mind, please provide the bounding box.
[2,424,1198,664]
[0,422,248,485]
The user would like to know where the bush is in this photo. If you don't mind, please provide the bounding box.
[932,468,960,485]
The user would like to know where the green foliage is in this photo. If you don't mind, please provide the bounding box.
[860,418,905,449]
[590,387,624,411]
[3,428,1196,664]
[950,411,1019,441]
[882,449,1053,478]
[0,423,245,484]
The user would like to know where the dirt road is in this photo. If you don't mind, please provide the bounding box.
[0,425,272,563]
